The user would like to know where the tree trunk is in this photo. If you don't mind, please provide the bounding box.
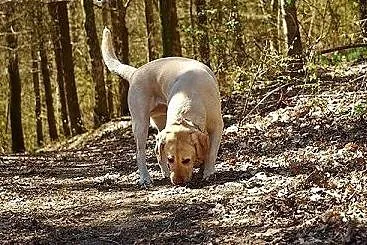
[48,4,71,137]
[230,0,245,66]
[83,0,109,127]
[195,0,211,67]
[144,0,159,61]
[102,2,115,118]
[110,0,130,116]
[270,0,279,53]
[159,0,182,57]
[6,4,25,153]
[39,41,59,141]
[31,49,44,147]
[56,2,86,135]
[212,0,227,87]
[281,0,303,58]
[190,0,197,58]
[360,0,367,38]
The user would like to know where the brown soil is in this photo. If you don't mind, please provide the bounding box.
[1,64,367,244]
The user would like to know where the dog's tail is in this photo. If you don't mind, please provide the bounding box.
[101,27,137,82]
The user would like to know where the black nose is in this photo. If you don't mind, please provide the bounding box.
[171,177,188,186]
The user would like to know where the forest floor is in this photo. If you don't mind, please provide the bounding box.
[1,62,367,244]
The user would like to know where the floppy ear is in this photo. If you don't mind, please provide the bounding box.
[155,132,166,163]
[191,131,209,162]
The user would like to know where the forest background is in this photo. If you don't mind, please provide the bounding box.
[0,0,364,153]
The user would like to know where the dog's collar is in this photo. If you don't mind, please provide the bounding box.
[172,118,206,133]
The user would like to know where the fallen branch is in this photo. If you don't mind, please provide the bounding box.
[318,43,367,55]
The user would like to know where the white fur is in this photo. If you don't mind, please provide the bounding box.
[101,27,223,186]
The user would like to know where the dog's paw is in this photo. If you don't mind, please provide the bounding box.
[139,176,153,188]
[202,165,215,180]
[203,172,216,182]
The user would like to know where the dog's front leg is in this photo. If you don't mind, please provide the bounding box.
[154,140,170,178]
[158,158,170,178]
[203,124,223,180]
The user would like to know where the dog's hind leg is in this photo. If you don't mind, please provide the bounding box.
[129,93,153,187]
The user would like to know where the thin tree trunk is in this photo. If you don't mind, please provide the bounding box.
[212,0,227,87]
[270,0,279,53]
[56,2,85,135]
[83,0,109,127]
[159,0,182,57]
[360,0,367,38]
[195,0,211,67]
[102,2,114,118]
[281,0,303,58]
[230,0,245,66]
[6,4,25,153]
[189,0,197,58]
[48,4,71,137]
[39,41,59,141]
[110,0,130,116]
[31,49,44,147]
[144,0,159,61]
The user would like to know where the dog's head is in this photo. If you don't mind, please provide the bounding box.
[155,124,209,186]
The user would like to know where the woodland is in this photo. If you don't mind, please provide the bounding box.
[0,0,367,244]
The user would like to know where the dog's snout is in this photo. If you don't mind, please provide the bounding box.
[171,177,188,186]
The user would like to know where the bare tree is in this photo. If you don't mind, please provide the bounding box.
[230,0,245,66]
[52,2,86,135]
[159,0,182,57]
[31,49,44,147]
[144,0,159,61]
[48,4,71,137]
[110,0,131,116]
[195,0,211,67]
[281,0,303,59]
[5,3,25,153]
[83,0,109,127]
[101,1,115,118]
[40,41,59,141]
[270,0,279,53]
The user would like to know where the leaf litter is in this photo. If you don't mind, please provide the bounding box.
[1,63,367,244]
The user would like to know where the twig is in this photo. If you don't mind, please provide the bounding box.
[240,82,292,124]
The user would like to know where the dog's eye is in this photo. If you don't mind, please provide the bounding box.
[168,156,174,163]
[182,159,191,164]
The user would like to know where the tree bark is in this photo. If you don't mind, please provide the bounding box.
[230,0,245,66]
[56,2,86,135]
[39,41,59,141]
[110,0,130,116]
[281,0,303,58]
[159,0,182,57]
[189,0,197,58]
[270,0,279,53]
[360,0,367,38]
[144,0,159,61]
[48,4,71,137]
[83,0,109,127]
[101,2,115,118]
[6,4,25,153]
[31,49,44,147]
[195,0,211,67]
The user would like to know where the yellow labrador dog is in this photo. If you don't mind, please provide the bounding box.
[101,28,223,186]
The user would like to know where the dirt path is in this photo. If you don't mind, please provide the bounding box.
[1,69,367,244]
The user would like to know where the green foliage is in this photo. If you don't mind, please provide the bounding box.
[352,99,367,117]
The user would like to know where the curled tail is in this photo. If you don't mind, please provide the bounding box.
[101,27,137,82]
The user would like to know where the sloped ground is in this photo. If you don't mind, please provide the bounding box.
[1,63,367,244]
